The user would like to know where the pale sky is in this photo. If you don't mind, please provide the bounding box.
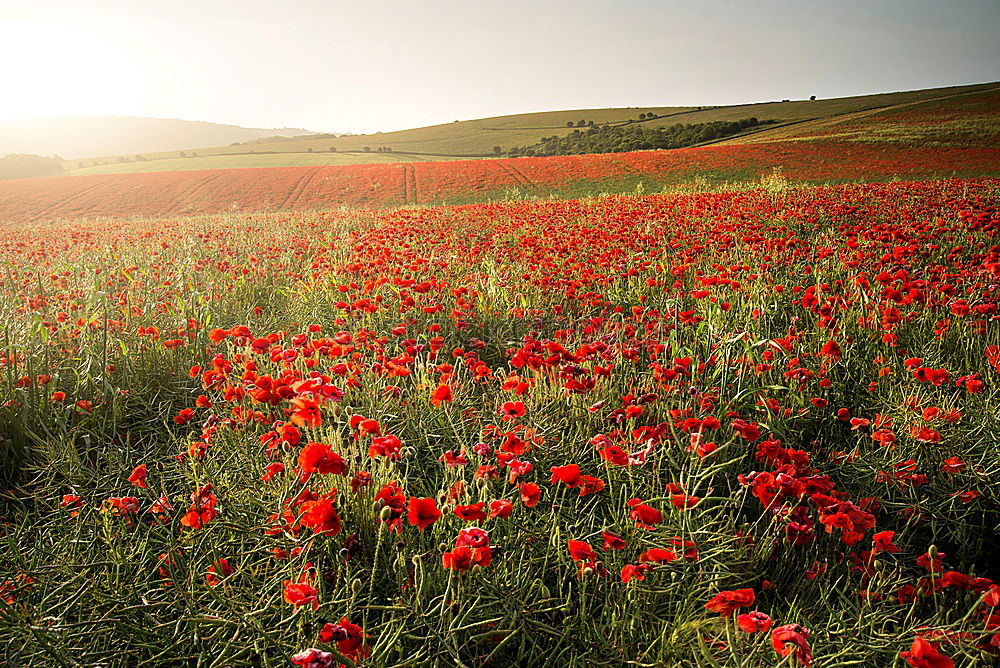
[2,0,998,134]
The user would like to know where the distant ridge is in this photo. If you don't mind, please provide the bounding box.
[0,116,328,160]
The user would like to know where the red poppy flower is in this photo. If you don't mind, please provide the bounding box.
[872,530,900,554]
[489,499,513,518]
[621,563,653,583]
[298,442,347,477]
[127,464,148,488]
[567,539,597,564]
[705,588,755,617]
[602,531,626,551]
[290,397,321,428]
[318,617,369,661]
[627,498,662,529]
[638,548,676,564]
[550,464,582,488]
[283,580,319,611]
[430,383,453,406]
[737,611,773,633]
[454,502,488,522]
[771,624,812,666]
[442,545,491,571]
[298,497,342,536]
[519,482,541,508]
[407,497,442,530]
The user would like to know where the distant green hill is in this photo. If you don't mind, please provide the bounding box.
[64,81,999,175]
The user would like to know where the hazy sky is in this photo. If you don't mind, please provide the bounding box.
[2,0,998,133]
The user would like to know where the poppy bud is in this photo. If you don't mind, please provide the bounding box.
[373,499,385,511]
[351,578,362,593]
[331,404,342,418]
[378,506,393,522]
[438,543,448,552]
[155,462,164,472]
[338,548,350,560]
[928,544,938,559]
[475,477,488,490]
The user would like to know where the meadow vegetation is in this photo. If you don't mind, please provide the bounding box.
[1,178,999,666]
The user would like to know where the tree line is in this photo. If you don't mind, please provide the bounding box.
[507,117,774,157]
[0,154,64,180]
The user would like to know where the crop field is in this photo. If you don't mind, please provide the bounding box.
[4,141,1000,222]
[1,176,999,666]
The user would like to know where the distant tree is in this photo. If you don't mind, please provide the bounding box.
[78,161,84,169]
[135,154,145,161]
[566,121,574,127]
[118,156,126,163]
[307,147,314,153]
[639,113,646,120]
[192,152,197,156]
[179,151,186,157]
[492,145,502,155]
[363,146,372,152]
[329,146,337,152]
[0,154,65,180]
[810,95,816,101]
[588,120,595,126]
[577,119,586,127]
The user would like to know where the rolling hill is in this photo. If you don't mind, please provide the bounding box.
[0,116,323,161]
[63,81,999,175]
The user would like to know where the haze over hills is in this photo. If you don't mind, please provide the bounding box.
[60,81,1000,175]
[0,116,326,160]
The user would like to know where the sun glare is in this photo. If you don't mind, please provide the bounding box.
[0,18,140,121]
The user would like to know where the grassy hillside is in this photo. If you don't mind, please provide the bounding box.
[0,116,320,161]
[65,82,999,175]
[715,86,1000,148]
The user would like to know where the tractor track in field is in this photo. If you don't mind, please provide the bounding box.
[402,164,417,204]
[502,163,535,190]
[31,181,106,221]
[284,168,321,211]
[163,171,225,217]
[277,168,318,211]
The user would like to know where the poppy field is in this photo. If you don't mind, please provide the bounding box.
[2,177,1000,667]
[2,140,1000,222]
